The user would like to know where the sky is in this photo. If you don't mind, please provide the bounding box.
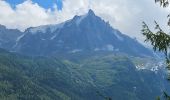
[0,0,169,44]
[6,0,63,10]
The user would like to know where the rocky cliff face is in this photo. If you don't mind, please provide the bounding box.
[11,10,153,57]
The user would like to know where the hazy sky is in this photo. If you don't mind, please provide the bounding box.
[0,0,169,43]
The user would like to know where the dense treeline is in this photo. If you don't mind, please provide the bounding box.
[0,49,169,100]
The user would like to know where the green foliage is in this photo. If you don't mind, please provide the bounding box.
[142,0,170,99]
[0,49,168,100]
[155,0,169,7]
[0,51,76,100]
[142,21,170,61]
[142,20,170,100]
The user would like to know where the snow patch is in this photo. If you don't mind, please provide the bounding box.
[29,23,65,34]
[114,30,124,41]
[76,14,87,26]
[50,34,57,40]
[106,44,114,51]
[16,34,25,42]
[70,49,82,53]
[135,61,165,73]
[94,45,119,52]
[94,48,101,51]
[150,66,159,72]
[41,38,46,41]
[13,34,25,48]
[135,64,146,70]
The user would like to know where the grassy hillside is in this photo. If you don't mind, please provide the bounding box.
[0,49,85,100]
[0,49,168,100]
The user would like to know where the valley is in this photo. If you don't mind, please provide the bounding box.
[0,9,168,100]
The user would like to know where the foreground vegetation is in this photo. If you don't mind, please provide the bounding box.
[0,49,168,100]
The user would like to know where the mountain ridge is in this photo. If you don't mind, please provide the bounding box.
[0,25,23,50]
[0,10,168,100]
[9,9,153,57]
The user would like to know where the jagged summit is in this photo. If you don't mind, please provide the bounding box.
[87,9,96,16]
[26,9,98,34]
[11,10,153,57]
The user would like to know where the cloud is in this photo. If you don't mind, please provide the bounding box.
[90,0,169,42]
[0,0,169,44]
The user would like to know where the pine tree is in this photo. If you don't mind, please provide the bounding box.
[142,0,170,99]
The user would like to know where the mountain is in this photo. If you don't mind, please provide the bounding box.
[0,25,23,50]
[0,48,169,100]
[0,9,167,100]
[12,10,153,57]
